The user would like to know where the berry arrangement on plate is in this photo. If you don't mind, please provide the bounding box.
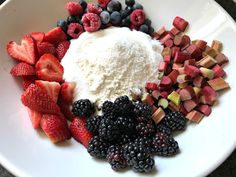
[6,0,230,173]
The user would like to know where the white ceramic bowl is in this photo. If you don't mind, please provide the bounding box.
[0,0,236,177]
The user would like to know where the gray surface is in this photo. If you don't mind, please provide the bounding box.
[0,0,235,176]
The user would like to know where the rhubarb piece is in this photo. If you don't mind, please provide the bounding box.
[200,86,218,104]
[212,65,226,78]
[174,51,190,63]
[211,40,222,52]
[152,105,158,112]
[151,90,160,100]
[179,86,195,101]
[197,104,212,116]
[152,107,165,124]
[145,82,159,91]
[160,91,168,99]
[158,98,169,109]
[171,46,180,58]
[184,59,196,66]
[156,26,166,37]
[173,16,189,32]
[158,71,165,80]
[183,100,197,112]
[195,40,207,51]
[172,63,183,70]
[193,76,205,87]
[197,55,217,68]
[164,39,174,48]
[168,70,179,84]
[177,74,191,84]
[207,77,230,91]
[186,44,202,59]
[170,27,180,35]
[168,102,180,112]
[160,76,172,90]
[174,35,184,46]
[177,67,185,74]
[158,61,168,72]
[160,33,173,45]
[181,35,191,50]
[164,55,171,64]
[168,91,181,106]
[193,87,201,96]
[142,93,155,106]
[200,67,214,80]
[186,110,204,123]
[179,83,188,89]
[204,46,217,58]
[162,47,172,57]
[215,53,229,66]
[184,65,200,78]
[129,87,143,101]
[180,105,188,116]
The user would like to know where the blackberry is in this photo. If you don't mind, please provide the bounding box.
[72,99,95,118]
[117,134,136,146]
[123,142,155,173]
[160,111,187,131]
[136,117,156,137]
[99,118,120,142]
[116,117,136,134]
[101,100,116,116]
[134,137,153,154]
[106,145,128,171]
[114,96,134,117]
[133,102,152,120]
[156,124,172,136]
[86,115,102,134]
[88,136,110,158]
[152,132,179,156]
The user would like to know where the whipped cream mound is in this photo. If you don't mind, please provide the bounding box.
[61,27,163,104]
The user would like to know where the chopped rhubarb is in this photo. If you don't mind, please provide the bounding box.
[160,33,173,45]
[152,107,165,124]
[204,46,217,58]
[212,65,226,78]
[197,55,217,68]
[177,74,191,84]
[170,27,180,35]
[211,40,222,52]
[158,98,169,109]
[193,76,205,87]
[158,61,168,72]
[184,59,196,66]
[207,77,230,91]
[174,51,190,63]
[183,100,197,112]
[160,91,169,99]
[186,44,202,59]
[178,82,188,89]
[195,40,207,51]
[151,90,160,100]
[173,16,189,32]
[172,46,180,58]
[200,67,214,80]
[193,87,201,96]
[168,101,180,111]
[215,53,229,66]
[200,86,218,104]
[162,47,172,57]
[160,76,172,90]
[164,39,174,48]
[142,93,155,106]
[186,110,204,123]
[172,63,183,70]
[168,70,179,84]
[174,35,184,46]
[168,91,181,106]
[179,86,195,101]
[164,55,171,64]
[184,65,200,78]
[145,82,159,91]
[180,105,188,116]
[197,104,212,116]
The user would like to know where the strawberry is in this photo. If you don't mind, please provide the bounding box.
[10,62,35,76]
[69,117,93,148]
[58,98,74,121]
[35,54,64,82]
[60,82,75,103]
[27,108,42,129]
[37,42,56,57]
[30,32,45,44]
[6,35,38,65]
[43,27,67,46]
[40,114,71,143]
[56,41,70,61]
[35,80,61,102]
[22,75,37,90]
[21,84,61,114]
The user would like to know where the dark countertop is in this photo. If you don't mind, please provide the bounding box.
[0,0,235,177]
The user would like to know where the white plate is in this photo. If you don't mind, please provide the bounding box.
[0,0,236,177]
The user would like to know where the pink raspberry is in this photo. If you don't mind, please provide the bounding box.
[82,13,101,32]
[67,23,84,39]
[97,0,111,8]
[87,3,102,14]
[130,9,146,26]
[66,1,83,16]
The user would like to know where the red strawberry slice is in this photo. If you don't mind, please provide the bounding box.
[58,98,74,121]
[27,108,42,129]
[35,80,61,102]
[21,84,61,115]
[56,41,70,61]
[43,27,67,46]
[60,82,76,103]
[6,35,38,65]
[69,117,93,148]
[35,54,64,82]
[22,75,37,90]
[37,42,56,57]
[40,114,71,143]
[10,62,35,76]
[30,32,45,44]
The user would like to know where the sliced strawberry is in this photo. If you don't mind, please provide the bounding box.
[27,108,42,129]
[37,42,56,57]
[56,41,70,61]
[10,62,35,76]
[69,117,93,148]
[22,75,37,90]
[7,35,38,65]
[60,82,75,103]
[35,80,61,102]
[30,32,45,44]
[21,84,61,115]
[58,98,74,121]
[40,114,71,143]
[35,54,64,82]
[43,27,67,46]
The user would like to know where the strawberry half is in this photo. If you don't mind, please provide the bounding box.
[60,82,76,103]
[7,35,38,65]
[21,84,60,115]
[58,98,74,121]
[35,54,64,82]
[56,41,70,61]
[69,117,93,148]
[22,75,37,90]
[10,62,35,76]
[40,114,71,143]
[27,108,42,129]
[30,32,45,44]
[37,42,56,57]
[35,80,61,102]
[43,27,67,46]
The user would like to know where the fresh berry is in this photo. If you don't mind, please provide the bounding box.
[132,3,143,10]
[66,1,83,16]
[58,98,74,121]
[30,32,45,44]
[69,117,93,148]
[27,108,42,129]
[37,42,56,56]
[72,99,95,118]
[35,54,64,82]
[56,41,70,61]
[86,115,102,134]
[7,35,38,65]
[10,62,35,76]
[100,11,111,25]
[130,9,145,26]
[67,15,77,24]
[139,24,149,34]
[101,100,116,116]
[21,84,61,115]
[22,75,37,90]
[125,0,135,6]
[114,95,134,117]
[121,16,130,27]
[43,27,67,45]
[87,3,102,14]
[120,9,131,19]
[60,82,76,103]
[136,117,156,137]
[148,26,155,35]
[106,145,127,171]
[116,117,135,134]
[117,134,136,146]
[40,114,71,144]
[82,13,101,32]
[144,19,152,26]
[67,23,84,39]
[133,102,152,120]
[57,20,68,33]
[152,132,179,156]
[98,0,111,8]
[79,0,87,11]
[134,137,154,154]
[87,135,110,158]
[110,11,121,26]
[107,0,122,12]
[156,124,172,136]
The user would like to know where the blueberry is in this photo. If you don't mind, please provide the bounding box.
[67,16,77,24]
[120,9,130,19]
[110,11,121,26]
[75,16,82,24]
[125,6,133,13]
[125,0,135,6]
[121,17,130,27]
[100,11,110,25]
[144,19,152,27]
[139,24,149,34]
[132,3,143,10]
[148,26,155,35]
[107,0,122,12]
[57,20,68,32]
[79,0,87,11]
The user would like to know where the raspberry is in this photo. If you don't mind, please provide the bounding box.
[98,0,111,8]
[66,1,83,16]
[87,3,102,14]
[82,13,101,32]
[130,9,146,26]
[67,23,84,39]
